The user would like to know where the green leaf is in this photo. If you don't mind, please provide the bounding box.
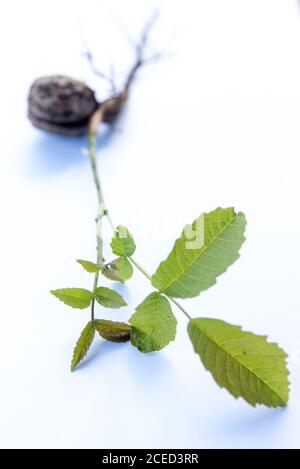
[102,264,125,283]
[76,259,100,273]
[102,257,133,283]
[71,322,95,371]
[94,320,131,342]
[94,286,127,308]
[111,225,136,257]
[110,257,133,280]
[50,288,94,309]
[129,292,177,353]
[151,207,246,298]
[188,318,289,408]
[117,258,133,280]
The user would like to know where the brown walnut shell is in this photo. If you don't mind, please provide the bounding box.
[28,75,99,136]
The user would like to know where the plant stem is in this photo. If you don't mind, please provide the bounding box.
[128,257,191,319]
[168,297,191,320]
[87,130,192,322]
[88,132,105,206]
[88,131,106,324]
[129,257,152,281]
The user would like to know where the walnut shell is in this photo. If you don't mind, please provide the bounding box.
[28,75,99,136]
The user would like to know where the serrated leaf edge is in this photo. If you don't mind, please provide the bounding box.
[152,208,246,295]
[130,292,177,352]
[189,319,290,407]
[76,259,100,273]
[94,286,127,308]
[71,322,95,371]
[50,288,94,309]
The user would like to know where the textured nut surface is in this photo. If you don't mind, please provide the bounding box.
[28,75,98,135]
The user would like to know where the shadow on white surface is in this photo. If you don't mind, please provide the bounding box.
[202,403,289,447]
[110,282,130,297]
[225,406,286,433]
[133,342,173,378]
[74,332,175,389]
[76,340,130,371]
[24,125,115,179]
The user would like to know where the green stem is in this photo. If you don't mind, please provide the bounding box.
[88,132,105,206]
[129,257,152,281]
[168,297,191,320]
[88,131,191,322]
[129,257,191,319]
[88,131,106,324]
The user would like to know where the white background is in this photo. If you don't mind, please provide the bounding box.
[0,0,300,449]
